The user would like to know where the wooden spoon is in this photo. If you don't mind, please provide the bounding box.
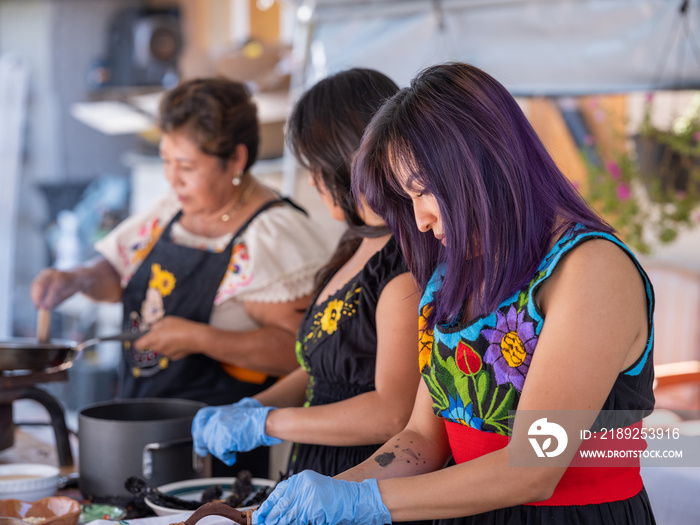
[36,308,51,343]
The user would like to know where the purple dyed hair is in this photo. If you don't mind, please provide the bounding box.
[352,62,613,328]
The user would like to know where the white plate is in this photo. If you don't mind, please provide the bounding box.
[144,477,275,517]
[0,463,59,501]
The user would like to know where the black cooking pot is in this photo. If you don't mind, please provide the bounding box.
[78,398,211,498]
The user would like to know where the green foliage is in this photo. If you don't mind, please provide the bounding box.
[583,93,700,254]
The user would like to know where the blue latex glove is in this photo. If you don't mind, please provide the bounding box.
[191,397,282,466]
[252,470,391,525]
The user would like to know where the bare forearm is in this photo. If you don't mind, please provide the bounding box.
[377,450,559,522]
[198,324,300,375]
[75,258,123,302]
[338,436,558,522]
[32,257,122,309]
[254,368,309,407]
[265,390,412,447]
[337,427,450,482]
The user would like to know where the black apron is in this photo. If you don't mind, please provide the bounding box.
[119,199,295,406]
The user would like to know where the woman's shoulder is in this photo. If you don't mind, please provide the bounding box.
[230,200,333,299]
[244,200,333,256]
[349,237,410,305]
[104,193,179,238]
[541,225,643,277]
[531,225,649,304]
[363,236,408,281]
[94,193,180,280]
[552,237,641,282]
[537,235,650,322]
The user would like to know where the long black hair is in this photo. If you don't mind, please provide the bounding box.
[286,68,400,291]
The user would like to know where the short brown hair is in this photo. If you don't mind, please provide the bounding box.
[158,77,259,172]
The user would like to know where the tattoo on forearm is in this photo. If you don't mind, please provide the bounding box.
[375,438,426,468]
[403,448,419,460]
[375,452,395,467]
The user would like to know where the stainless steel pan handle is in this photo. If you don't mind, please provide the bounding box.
[74,330,148,352]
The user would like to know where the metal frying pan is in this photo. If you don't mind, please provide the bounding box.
[0,331,145,372]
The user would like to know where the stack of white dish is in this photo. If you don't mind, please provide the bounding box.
[0,464,60,501]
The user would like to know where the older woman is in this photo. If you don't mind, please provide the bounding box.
[31,77,331,476]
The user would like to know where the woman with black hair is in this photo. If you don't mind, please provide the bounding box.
[192,68,423,479]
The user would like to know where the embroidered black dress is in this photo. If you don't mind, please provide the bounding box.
[288,237,408,477]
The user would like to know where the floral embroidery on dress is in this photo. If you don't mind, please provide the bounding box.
[456,340,483,375]
[420,260,549,436]
[118,218,165,286]
[442,395,484,430]
[419,303,434,372]
[148,263,176,296]
[215,241,254,304]
[305,285,361,343]
[131,219,164,267]
[303,374,315,406]
[482,304,537,392]
[320,299,344,334]
[295,340,309,372]
[294,284,362,409]
[419,225,649,437]
[423,333,516,435]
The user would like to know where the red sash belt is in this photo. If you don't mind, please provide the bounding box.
[445,420,645,506]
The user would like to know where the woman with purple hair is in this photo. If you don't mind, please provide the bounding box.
[251,62,656,524]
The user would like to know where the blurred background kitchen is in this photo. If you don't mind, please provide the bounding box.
[0,0,350,415]
[1,1,700,521]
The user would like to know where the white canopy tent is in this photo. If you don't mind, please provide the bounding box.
[279,0,700,193]
[288,0,700,95]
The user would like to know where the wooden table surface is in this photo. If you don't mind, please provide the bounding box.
[0,425,78,477]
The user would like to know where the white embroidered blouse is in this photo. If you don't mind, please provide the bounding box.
[95,192,332,332]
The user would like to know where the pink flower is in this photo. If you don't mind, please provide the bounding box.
[617,183,631,201]
[606,162,622,180]
[694,131,700,143]
[584,134,595,146]
[645,93,654,104]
